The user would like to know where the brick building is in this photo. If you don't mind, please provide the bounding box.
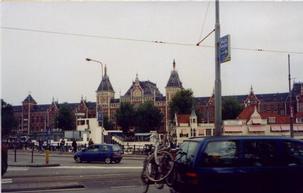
[12,60,303,136]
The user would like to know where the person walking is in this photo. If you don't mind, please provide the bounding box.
[72,139,77,153]
[88,138,94,146]
[60,138,65,152]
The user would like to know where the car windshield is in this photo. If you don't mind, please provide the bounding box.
[112,145,121,151]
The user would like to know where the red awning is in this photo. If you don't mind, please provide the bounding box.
[280,125,290,131]
[224,126,243,133]
[295,125,303,131]
[271,125,281,131]
[248,125,267,132]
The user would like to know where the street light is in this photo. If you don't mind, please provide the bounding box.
[86,58,104,78]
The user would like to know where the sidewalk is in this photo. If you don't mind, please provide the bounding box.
[8,149,61,167]
[8,149,146,160]
[2,182,84,192]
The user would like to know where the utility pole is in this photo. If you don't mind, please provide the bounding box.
[214,0,222,136]
[288,54,294,138]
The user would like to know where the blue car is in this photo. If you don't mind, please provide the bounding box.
[171,136,303,193]
[74,144,122,164]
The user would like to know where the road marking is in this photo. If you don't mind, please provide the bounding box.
[110,185,137,189]
[2,178,13,184]
[7,167,29,171]
[49,166,143,169]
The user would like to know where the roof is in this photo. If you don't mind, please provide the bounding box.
[13,106,22,112]
[97,74,114,92]
[237,105,255,120]
[23,94,37,104]
[255,93,288,102]
[155,96,166,101]
[292,82,303,96]
[85,102,96,110]
[110,98,120,103]
[166,70,183,88]
[124,80,163,97]
[32,104,50,112]
[176,114,190,124]
[186,135,298,142]
[260,111,290,124]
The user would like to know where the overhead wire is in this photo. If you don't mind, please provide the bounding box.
[1,26,303,55]
[198,1,211,41]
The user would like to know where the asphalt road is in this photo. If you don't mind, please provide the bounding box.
[2,151,171,193]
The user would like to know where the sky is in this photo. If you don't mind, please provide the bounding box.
[1,1,303,106]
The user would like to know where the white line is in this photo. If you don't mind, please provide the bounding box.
[110,185,137,189]
[50,166,143,169]
[7,167,29,171]
[2,178,13,184]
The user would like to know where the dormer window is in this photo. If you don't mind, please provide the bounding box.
[268,117,276,124]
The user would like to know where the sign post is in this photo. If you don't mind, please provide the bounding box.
[219,34,231,63]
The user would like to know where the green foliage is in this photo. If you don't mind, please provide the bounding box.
[135,102,163,133]
[222,97,244,120]
[169,89,194,119]
[1,99,17,137]
[55,103,76,131]
[116,102,163,134]
[115,103,135,134]
[103,116,114,130]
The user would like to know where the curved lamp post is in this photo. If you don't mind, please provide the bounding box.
[86,58,104,78]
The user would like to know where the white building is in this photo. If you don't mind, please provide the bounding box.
[76,118,104,144]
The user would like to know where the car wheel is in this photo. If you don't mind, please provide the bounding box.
[1,160,7,176]
[74,156,82,163]
[104,157,111,164]
[114,159,121,164]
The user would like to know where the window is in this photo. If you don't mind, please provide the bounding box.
[87,145,99,152]
[177,142,189,163]
[206,129,212,136]
[242,140,279,167]
[201,141,239,167]
[281,141,303,166]
[100,145,110,152]
[176,141,199,164]
[191,128,196,137]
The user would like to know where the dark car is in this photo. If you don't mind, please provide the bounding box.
[171,136,303,193]
[1,143,8,176]
[74,144,122,164]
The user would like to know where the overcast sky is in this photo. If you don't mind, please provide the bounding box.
[1,1,303,105]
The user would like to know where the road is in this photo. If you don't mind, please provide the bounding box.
[2,150,170,193]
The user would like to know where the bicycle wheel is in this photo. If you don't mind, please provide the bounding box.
[141,158,150,193]
[145,151,174,182]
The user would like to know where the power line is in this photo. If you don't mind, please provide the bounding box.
[198,1,211,41]
[2,26,303,55]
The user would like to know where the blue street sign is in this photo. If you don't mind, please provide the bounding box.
[220,35,231,63]
[97,111,103,126]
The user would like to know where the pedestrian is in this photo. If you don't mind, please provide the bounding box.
[72,139,77,153]
[88,138,94,146]
[60,138,65,152]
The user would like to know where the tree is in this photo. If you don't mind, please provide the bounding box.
[1,99,17,137]
[135,102,163,133]
[115,103,135,134]
[169,89,194,119]
[55,103,76,131]
[222,97,244,120]
[103,116,114,130]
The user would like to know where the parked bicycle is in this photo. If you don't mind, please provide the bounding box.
[141,133,176,193]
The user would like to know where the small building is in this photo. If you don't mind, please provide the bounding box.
[76,118,104,144]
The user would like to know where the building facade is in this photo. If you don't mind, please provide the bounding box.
[12,60,303,137]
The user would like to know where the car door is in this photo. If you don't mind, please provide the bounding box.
[278,140,303,193]
[84,145,100,161]
[196,139,242,193]
[240,139,281,193]
[98,145,111,161]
